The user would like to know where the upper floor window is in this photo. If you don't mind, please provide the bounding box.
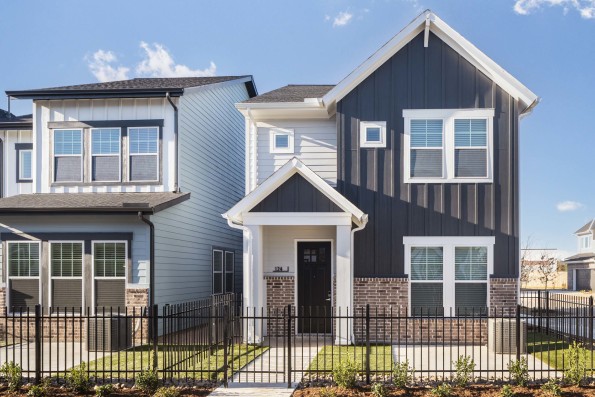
[53,129,83,182]
[270,129,294,154]
[403,109,494,183]
[129,127,159,181]
[581,235,591,250]
[91,128,121,182]
[360,121,387,148]
[16,143,33,183]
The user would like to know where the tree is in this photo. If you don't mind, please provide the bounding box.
[535,251,558,290]
[520,237,534,289]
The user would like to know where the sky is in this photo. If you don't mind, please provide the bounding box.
[1,0,594,254]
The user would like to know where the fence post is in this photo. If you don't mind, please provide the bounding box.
[152,304,159,371]
[537,290,542,332]
[589,296,594,348]
[223,305,229,388]
[365,304,371,385]
[287,304,292,388]
[545,291,550,335]
[34,304,41,384]
[516,304,521,361]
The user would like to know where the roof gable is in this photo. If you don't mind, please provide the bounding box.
[322,10,539,112]
[575,219,595,235]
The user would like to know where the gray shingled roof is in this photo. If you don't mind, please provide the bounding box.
[243,84,334,103]
[0,192,189,214]
[565,253,595,262]
[575,219,595,234]
[0,113,33,129]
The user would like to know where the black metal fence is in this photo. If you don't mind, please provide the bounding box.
[0,291,593,386]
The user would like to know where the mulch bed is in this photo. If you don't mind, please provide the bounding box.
[0,385,215,396]
[293,385,595,397]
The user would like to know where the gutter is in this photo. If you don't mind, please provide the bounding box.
[166,92,180,193]
[138,212,155,309]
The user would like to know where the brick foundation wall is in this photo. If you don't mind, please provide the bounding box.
[490,278,519,315]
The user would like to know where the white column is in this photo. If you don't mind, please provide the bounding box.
[243,225,264,344]
[335,225,353,345]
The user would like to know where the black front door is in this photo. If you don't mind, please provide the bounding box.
[297,241,332,333]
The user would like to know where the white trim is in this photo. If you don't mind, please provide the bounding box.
[359,121,386,148]
[91,240,128,314]
[48,241,85,311]
[18,149,33,181]
[322,10,538,110]
[127,126,160,182]
[52,128,83,183]
[243,212,352,226]
[269,128,295,154]
[6,241,42,312]
[403,236,495,316]
[403,108,494,184]
[90,128,122,182]
[223,158,367,226]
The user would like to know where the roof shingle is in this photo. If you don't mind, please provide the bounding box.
[575,219,595,234]
[243,84,334,103]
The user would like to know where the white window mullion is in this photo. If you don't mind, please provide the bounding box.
[443,245,456,315]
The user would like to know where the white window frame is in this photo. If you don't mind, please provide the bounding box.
[18,149,33,181]
[360,121,387,148]
[403,236,495,316]
[91,240,128,313]
[6,241,41,312]
[48,241,85,311]
[127,126,160,182]
[580,234,592,250]
[269,128,294,154]
[52,129,83,183]
[403,109,494,184]
[90,128,122,182]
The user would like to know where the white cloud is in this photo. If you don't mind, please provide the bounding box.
[136,42,216,78]
[556,201,584,212]
[87,42,216,82]
[514,0,595,19]
[332,11,353,27]
[87,50,130,82]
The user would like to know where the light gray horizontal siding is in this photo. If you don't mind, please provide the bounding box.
[151,82,248,305]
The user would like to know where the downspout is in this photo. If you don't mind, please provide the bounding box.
[165,92,180,193]
[138,212,155,309]
[349,215,368,343]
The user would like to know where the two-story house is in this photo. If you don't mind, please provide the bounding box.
[565,219,595,291]
[224,10,538,343]
[0,76,256,314]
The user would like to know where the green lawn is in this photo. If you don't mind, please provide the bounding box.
[307,345,393,373]
[527,331,594,370]
[84,344,268,380]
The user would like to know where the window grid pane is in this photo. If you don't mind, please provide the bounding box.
[275,134,289,149]
[20,151,32,179]
[213,250,223,294]
[94,242,126,278]
[51,243,83,277]
[411,120,443,148]
[455,247,488,281]
[54,130,82,155]
[455,119,487,147]
[366,127,381,142]
[92,129,120,155]
[129,128,158,154]
[8,242,39,277]
[411,247,443,280]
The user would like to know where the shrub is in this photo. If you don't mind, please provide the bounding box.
[500,384,515,397]
[564,341,589,386]
[0,361,22,392]
[507,357,529,387]
[393,359,414,388]
[318,387,337,397]
[135,368,160,395]
[95,384,115,397]
[453,355,475,387]
[430,383,452,397]
[153,386,180,397]
[27,378,51,397]
[371,382,388,397]
[541,379,562,397]
[65,362,91,394]
[332,358,357,389]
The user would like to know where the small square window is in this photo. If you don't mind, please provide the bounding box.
[270,129,294,154]
[360,121,386,148]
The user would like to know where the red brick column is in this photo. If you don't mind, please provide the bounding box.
[265,276,294,336]
[490,278,519,316]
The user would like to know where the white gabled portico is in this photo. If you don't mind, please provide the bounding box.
[223,158,367,344]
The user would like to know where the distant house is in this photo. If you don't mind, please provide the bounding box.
[520,248,567,289]
[0,76,257,314]
[565,220,595,291]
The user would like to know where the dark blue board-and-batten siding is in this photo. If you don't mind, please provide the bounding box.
[337,31,520,278]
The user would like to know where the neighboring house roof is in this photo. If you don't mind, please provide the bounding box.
[223,158,367,226]
[322,10,539,112]
[575,219,595,235]
[0,192,189,214]
[6,76,257,100]
[243,85,335,104]
[0,111,32,129]
[564,253,595,262]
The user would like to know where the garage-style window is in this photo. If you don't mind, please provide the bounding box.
[50,242,84,311]
[53,129,83,182]
[7,241,40,312]
[93,242,127,312]
[213,249,234,294]
[91,128,121,182]
[128,127,159,181]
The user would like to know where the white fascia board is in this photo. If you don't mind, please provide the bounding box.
[183,77,253,95]
[322,10,539,112]
[243,212,352,226]
[235,102,332,120]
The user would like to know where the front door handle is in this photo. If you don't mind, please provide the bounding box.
[326,291,331,301]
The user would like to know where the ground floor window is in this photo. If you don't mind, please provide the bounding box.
[93,241,127,312]
[404,237,494,316]
[50,241,84,311]
[7,241,40,312]
[213,249,234,294]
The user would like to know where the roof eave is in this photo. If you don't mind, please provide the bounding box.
[6,88,185,100]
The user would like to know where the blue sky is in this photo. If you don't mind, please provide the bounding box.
[1,0,594,254]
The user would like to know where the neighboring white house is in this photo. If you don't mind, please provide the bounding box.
[0,76,256,313]
[565,220,595,291]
